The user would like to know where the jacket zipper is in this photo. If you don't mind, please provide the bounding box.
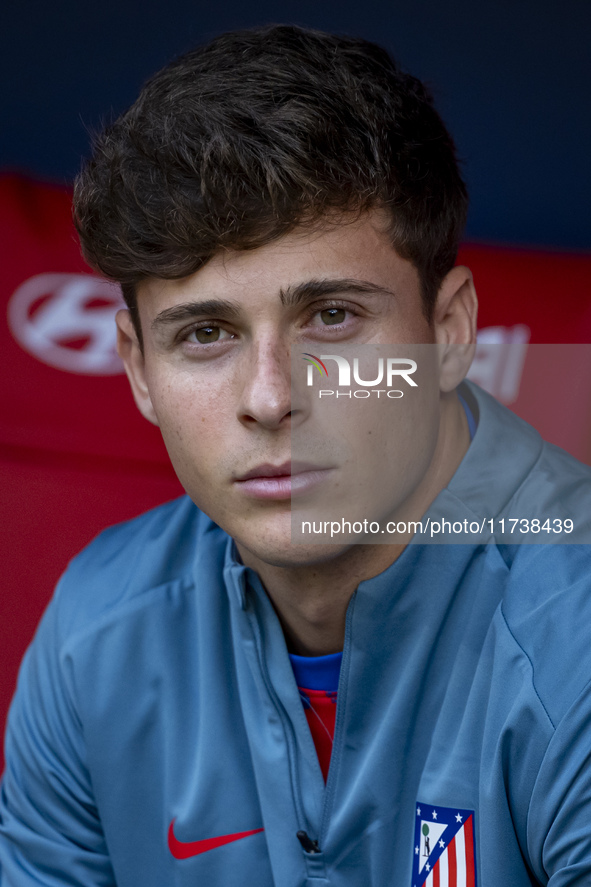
[319,591,356,849]
[247,609,312,839]
[247,588,357,857]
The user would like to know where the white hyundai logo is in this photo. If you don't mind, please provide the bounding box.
[8,273,126,375]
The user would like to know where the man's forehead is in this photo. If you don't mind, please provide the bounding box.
[137,212,418,318]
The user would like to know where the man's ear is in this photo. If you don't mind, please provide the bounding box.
[115,309,160,426]
[433,265,478,393]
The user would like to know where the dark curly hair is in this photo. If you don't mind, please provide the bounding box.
[73,24,468,340]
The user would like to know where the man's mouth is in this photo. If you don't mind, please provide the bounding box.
[234,461,332,500]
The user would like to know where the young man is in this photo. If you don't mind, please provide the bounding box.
[1,24,591,887]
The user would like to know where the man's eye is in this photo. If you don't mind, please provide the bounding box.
[186,325,230,344]
[320,307,347,325]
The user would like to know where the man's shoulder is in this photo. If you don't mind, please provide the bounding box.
[51,496,228,641]
[459,381,591,520]
[68,494,206,579]
[500,544,591,726]
[460,384,591,722]
[529,435,591,507]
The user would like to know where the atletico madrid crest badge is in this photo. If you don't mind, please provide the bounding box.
[411,802,477,887]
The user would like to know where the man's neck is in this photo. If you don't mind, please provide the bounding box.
[243,543,407,655]
[237,390,471,656]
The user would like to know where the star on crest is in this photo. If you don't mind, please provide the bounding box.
[455,813,463,823]
[432,810,438,820]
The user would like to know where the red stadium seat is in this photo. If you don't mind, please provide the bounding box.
[0,175,182,767]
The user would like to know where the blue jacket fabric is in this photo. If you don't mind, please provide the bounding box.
[2,383,591,886]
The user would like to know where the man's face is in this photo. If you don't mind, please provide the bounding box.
[118,211,474,567]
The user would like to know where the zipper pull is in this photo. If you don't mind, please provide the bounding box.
[296,830,321,854]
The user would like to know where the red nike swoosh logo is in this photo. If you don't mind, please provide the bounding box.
[168,819,264,859]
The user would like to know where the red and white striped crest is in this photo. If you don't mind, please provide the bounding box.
[412,802,477,887]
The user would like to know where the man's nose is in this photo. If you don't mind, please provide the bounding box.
[237,341,294,429]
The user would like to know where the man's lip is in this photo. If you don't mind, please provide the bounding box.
[235,462,322,481]
[234,462,333,500]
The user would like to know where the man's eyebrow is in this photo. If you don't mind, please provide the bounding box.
[279,278,397,306]
[151,279,397,329]
[151,299,239,329]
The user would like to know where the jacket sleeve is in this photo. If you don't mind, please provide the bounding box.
[0,581,116,886]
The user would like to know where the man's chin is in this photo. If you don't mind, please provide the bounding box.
[196,502,354,569]
[234,532,351,570]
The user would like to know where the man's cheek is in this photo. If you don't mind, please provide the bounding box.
[163,416,233,493]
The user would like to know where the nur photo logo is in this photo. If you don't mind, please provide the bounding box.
[303,352,418,398]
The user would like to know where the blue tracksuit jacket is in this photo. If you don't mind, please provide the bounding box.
[1,382,591,886]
